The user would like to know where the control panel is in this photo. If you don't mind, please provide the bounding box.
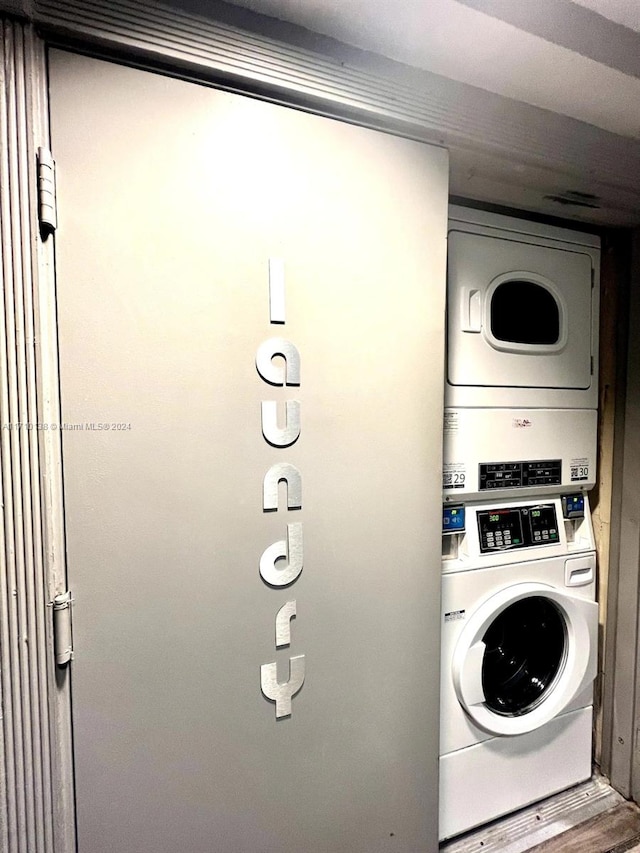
[479,460,562,491]
[477,503,559,553]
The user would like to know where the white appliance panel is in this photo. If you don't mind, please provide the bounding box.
[443,407,597,501]
[447,231,593,390]
[442,496,596,575]
[439,707,593,841]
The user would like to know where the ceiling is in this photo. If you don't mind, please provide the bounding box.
[219,0,640,226]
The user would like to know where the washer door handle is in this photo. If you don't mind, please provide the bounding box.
[458,640,486,706]
[570,598,599,697]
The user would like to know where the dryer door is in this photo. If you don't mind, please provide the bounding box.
[447,231,594,390]
[451,582,597,736]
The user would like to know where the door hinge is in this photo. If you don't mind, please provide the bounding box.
[37,147,57,233]
[52,591,73,665]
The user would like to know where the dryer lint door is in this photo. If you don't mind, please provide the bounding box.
[451,582,598,736]
[447,231,594,391]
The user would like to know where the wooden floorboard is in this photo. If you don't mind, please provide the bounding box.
[527,802,640,853]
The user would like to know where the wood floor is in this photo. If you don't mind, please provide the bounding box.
[527,802,640,853]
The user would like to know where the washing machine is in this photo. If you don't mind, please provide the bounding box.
[443,206,600,502]
[439,496,598,841]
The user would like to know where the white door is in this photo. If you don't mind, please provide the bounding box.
[48,50,448,853]
[452,582,598,735]
[447,231,595,390]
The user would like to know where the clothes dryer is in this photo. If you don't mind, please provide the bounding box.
[446,206,599,411]
[439,497,597,840]
[443,207,600,502]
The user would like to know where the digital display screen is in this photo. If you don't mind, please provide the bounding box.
[477,504,559,552]
[562,494,585,518]
[443,505,465,534]
[479,460,562,490]
[476,508,524,551]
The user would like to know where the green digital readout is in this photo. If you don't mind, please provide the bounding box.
[478,504,558,553]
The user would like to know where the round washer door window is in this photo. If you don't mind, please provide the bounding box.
[481,596,566,716]
[451,582,598,736]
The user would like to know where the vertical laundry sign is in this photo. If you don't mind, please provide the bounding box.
[258,259,306,719]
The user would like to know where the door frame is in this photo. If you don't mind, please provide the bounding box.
[599,229,639,799]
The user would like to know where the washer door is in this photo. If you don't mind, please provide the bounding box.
[451,582,598,736]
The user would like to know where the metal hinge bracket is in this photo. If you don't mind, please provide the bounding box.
[52,591,73,665]
[37,146,57,233]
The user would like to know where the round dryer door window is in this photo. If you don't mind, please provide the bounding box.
[451,582,598,736]
[490,280,560,346]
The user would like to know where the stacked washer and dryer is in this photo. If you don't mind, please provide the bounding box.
[439,207,600,841]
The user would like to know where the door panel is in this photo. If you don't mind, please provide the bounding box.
[49,50,448,853]
[447,232,594,389]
